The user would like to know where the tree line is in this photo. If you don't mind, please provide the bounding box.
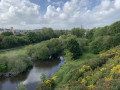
[1,20,120,56]
[0,28,69,49]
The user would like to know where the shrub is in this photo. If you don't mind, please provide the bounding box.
[66,38,82,59]
[7,55,33,73]
[16,83,27,90]
[37,79,55,90]
[0,56,8,73]
[40,73,46,82]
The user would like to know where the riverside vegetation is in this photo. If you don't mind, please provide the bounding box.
[0,21,120,90]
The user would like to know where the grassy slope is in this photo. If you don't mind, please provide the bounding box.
[48,45,120,90]
[52,52,97,89]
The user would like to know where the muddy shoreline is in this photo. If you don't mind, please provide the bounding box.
[0,66,32,78]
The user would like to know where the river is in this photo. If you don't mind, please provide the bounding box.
[0,56,65,90]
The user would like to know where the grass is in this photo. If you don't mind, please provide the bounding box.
[50,45,120,90]
[0,46,27,57]
[50,52,97,89]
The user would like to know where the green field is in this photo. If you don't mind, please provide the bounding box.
[0,46,27,57]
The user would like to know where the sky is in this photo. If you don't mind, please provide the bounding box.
[0,0,120,30]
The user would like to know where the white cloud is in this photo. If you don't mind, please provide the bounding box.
[47,0,51,3]
[0,0,41,29]
[43,0,120,29]
[0,0,120,29]
[52,1,64,6]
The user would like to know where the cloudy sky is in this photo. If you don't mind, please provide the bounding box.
[0,0,120,30]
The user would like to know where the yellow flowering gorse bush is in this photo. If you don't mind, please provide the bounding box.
[100,67,106,71]
[81,78,87,85]
[87,84,94,90]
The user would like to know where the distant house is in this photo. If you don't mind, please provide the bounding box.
[0,27,14,34]
[14,30,30,35]
[10,27,14,33]
[0,28,4,33]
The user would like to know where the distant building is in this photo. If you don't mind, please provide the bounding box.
[0,28,4,33]
[0,27,14,34]
[0,27,34,35]
[10,27,14,33]
[14,30,30,35]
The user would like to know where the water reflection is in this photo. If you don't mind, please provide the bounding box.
[0,56,65,90]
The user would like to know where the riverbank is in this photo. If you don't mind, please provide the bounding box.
[0,56,65,90]
[0,46,33,78]
[36,52,97,89]
[0,66,32,78]
[36,45,120,90]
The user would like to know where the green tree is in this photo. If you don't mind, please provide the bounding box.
[46,38,63,57]
[32,45,50,60]
[108,21,120,35]
[26,31,38,43]
[93,26,108,38]
[1,32,13,36]
[71,28,85,38]
[113,33,120,46]
[41,28,55,40]
[86,29,95,42]
[66,39,82,59]
[2,36,18,48]
[90,36,114,54]
[0,35,4,42]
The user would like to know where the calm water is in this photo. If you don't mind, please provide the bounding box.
[0,56,65,90]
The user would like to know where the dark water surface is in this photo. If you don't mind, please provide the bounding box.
[0,56,65,90]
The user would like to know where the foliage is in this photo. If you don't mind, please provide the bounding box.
[0,35,4,42]
[64,49,73,60]
[8,54,33,73]
[16,83,27,90]
[40,73,46,82]
[27,38,63,60]
[0,28,69,50]
[90,36,114,54]
[108,21,120,35]
[1,32,13,36]
[26,31,38,43]
[85,29,95,41]
[93,26,108,37]
[66,38,82,59]
[0,56,7,73]
[71,28,85,38]
[76,38,88,51]
[0,52,33,74]
[36,79,55,90]
[1,35,30,49]
[41,28,55,40]
[113,33,120,46]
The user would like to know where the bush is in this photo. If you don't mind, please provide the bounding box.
[40,73,46,82]
[1,32,13,36]
[27,38,63,60]
[8,55,33,73]
[37,79,55,90]
[16,83,27,90]
[71,28,85,38]
[66,38,82,59]
[64,50,73,60]
[0,57,8,73]
[85,58,106,70]
[90,36,114,54]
